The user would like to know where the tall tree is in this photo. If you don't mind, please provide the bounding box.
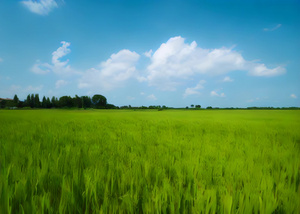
[59,96,73,108]
[74,95,82,108]
[92,94,107,109]
[13,94,19,106]
[82,96,92,108]
[30,94,35,108]
[42,96,47,108]
[51,96,57,108]
[34,94,40,108]
[25,94,31,107]
[46,97,52,108]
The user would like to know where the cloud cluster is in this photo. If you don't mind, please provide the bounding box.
[21,0,58,15]
[143,36,285,90]
[222,76,234,82]
[30,36,286,95]
[290,94,297,99]
[183,80,206,97]
[147,94,157,101]
[31,41,73,75]
[79,50,140,91]
[210,90,225,97]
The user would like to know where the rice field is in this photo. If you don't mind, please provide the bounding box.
[0,109,299,213]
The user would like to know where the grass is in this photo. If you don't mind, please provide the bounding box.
[0,109,299,213]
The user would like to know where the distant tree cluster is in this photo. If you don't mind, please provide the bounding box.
[0,94,117,109]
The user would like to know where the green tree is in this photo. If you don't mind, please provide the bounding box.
[73,95,82,108]
[13,94,19,106]
[46,97,52,108]
[59,96,73,108]
[82,96,92,108]
[34,94,40,108]
[30,94,35,108]
[191,104,194,108]
[51,96,57,108]
[195,105,201,109]
[25,94,31,107]
[42,96,47,108]
[92,94,107,109]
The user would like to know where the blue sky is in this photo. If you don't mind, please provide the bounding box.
[0,0,299,108]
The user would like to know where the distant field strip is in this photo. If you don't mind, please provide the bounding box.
[0,110,299,213]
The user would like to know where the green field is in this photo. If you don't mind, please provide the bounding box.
[0,109,299,213]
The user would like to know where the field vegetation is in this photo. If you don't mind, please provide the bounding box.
[0,109,299,213]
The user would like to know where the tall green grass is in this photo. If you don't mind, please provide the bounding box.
[0,109,299,213]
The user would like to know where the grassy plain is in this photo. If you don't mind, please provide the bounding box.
[0,109,299,213]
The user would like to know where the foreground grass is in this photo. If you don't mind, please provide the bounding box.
[0,109,299,213]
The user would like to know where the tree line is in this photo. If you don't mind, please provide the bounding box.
[1,94,298,110]
[0,94,115,109]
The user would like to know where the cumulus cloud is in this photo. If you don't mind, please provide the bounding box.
[248,63,285,77]
[31,61,52,74]
[290,94,297,99]
[143,36,286,90]
[31,41,74,75]
[222,76,234,82]
[210,90,225,97]
[55,79,67,88]
[79,49,140,91]
[21,0,58,15]
[263,24,282,32]
[144,49,153,58]
[147,94,157,101]
[183,80,206,97]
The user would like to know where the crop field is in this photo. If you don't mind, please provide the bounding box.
[0,109,299,213]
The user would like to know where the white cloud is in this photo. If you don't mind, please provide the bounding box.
[144,49,153,58]
[263,24,282,32]
[55,79,67,88]
[143,36,286,91]
[31,61,52,74]
[79,49,140,91]
[31,41,75,75]
[140,92,145,95]
[248,63,286,77]
[0,58,3,62]
[210,90,225,97]
[127,96,135,101]
[147,94,157,101]
[51,41,71,66]
[21,0,58,15]
[183,80,206,97]
[290,94,297,99]
[222,76,234,82]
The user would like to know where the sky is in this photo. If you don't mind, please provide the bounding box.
[0,0,299,108]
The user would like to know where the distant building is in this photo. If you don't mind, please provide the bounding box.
[0,98,14,108]
[0,98,13,102]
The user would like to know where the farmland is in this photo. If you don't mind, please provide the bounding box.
[0,109,299,213]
